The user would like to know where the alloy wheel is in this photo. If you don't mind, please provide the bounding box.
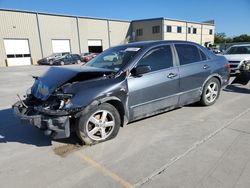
[205,82,218,103]
[86,110,115,141]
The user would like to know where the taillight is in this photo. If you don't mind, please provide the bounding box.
[226,63,230,70]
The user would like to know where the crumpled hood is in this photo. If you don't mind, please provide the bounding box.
[223,54,250,61]
[31,66,115,100]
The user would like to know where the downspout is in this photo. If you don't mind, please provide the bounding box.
[36,13,44,58]
[76,17,81,54]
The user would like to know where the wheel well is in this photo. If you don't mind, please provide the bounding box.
[212,76,221,86]
[105,100,125,127]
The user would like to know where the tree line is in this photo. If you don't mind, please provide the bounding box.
[214,33,250,44]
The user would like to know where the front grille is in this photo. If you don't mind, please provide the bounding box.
[228,61,240,71]
[228,61,240,64]
[230,64,238,68]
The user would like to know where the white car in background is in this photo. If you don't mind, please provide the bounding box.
[223,44,250,75]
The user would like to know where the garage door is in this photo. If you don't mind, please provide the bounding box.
[4,39,31,66]
[88,40,103,53]
[52,40,71,53]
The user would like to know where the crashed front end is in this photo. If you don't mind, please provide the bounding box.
[12,66,124,139]
[13,84,77,139]
[231,60,250,85]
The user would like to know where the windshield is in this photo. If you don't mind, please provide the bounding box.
[224,46,250,54]
[84,46,141,71]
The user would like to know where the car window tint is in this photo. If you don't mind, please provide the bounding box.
[175,44,201,65]
[199,49,207,61]
[137,46,173,72]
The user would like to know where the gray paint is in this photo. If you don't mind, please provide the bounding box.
[13,41,230,139]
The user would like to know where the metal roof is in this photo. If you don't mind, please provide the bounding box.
[0,9,214,25]
[131,17,215,26]
[0,8,130,23]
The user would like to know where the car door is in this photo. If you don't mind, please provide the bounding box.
[63,55,70,64]
[72,54,79,63]
[127,45,179,121]
[174,44,211,105]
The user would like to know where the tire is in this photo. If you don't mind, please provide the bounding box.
[76,103,120,145]
[60,61,64,66]
[49,60,53,65]
[199,77,221,106]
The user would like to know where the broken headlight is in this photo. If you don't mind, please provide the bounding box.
[239,60,250,71]
[55,93,73,109]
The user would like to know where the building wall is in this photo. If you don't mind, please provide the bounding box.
[38,14,79,56]
[0,9,215,67]
[186,22,202,44]
[164,20,215,45]
[0,10,42,66]
[163,20,187,41]
[108,21,131,47]
[201,24,215,45]
[131,20,163,41]
[78,18,109,53]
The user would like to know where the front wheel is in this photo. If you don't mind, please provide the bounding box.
[199,77,221,106]
[49,60,53,65]
[77,103,120,145]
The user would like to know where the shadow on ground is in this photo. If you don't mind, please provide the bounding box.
[0,108,81,147]
[223,84,250,94]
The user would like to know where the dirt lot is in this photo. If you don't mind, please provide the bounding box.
[0,65,250,188]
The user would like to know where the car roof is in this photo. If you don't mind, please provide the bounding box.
[115,40,202,48]
[230,44,250,47]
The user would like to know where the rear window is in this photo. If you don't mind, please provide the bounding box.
[175,44,201,65]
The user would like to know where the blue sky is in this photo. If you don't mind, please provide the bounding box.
[0,0,249,37]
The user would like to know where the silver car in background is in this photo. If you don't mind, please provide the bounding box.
[223,44,250,75]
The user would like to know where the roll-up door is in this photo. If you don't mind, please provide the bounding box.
[88,40,103,53]
[52,40,71,53]
[4,39,31,66]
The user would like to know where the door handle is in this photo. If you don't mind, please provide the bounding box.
[167,73,178,79]
[203,64,210,69]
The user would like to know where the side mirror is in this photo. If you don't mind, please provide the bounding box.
[131,65,151,76]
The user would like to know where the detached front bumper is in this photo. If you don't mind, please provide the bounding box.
[13,101,70,139]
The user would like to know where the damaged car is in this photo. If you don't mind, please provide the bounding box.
[13,41,230,145]
[231,59,250,85]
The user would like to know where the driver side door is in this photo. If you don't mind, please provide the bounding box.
[127,45,180,121]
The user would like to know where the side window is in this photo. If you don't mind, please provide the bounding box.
[199,49,208,61]
[136,46,173,72]
[175,44,201,65]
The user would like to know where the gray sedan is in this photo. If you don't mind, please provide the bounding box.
[14,40,230,145]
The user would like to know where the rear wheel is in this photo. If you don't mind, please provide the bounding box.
[60,61,64,66]
[199,77,220,106]
[77,103,120,145]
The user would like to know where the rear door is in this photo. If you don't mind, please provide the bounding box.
[127,45,179,120]
[175,44,211,105]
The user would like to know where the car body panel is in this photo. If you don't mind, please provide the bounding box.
[127,67,179,120]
